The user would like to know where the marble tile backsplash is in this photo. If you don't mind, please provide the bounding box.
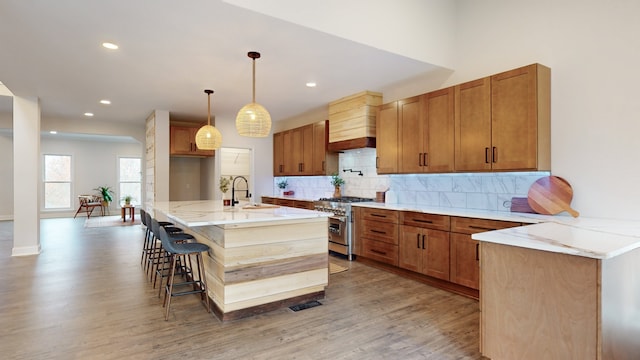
[273,147,550,212]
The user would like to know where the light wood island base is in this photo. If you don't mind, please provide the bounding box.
[185,217,329,322]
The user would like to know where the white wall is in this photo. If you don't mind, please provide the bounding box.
[0,132,13,219]
[170,157,203,201]
[0,133,142,218]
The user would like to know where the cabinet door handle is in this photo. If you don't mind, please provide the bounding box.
[370,229,386,235]
[322,161,325,171]
[418,153,423,167]
[422,234,426,249]
[416,234,420,249]
[279,164,283,173]
[376,157,379,169]
[469,225,497,232]
[424,153,428,167]
[485,147,490,164]
[370,249,387,256]
[492,147,497,163]
[476,243,480,261]
[412,218,433,224]
[370,214,387,218]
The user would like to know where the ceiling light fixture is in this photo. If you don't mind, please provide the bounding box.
[102,42,118,50]
[236,51,271,137]
[84,112,94,117]
[195,89,222,150]
[306,82,317,88]
[100,99,111,105]
[49,131,57,134]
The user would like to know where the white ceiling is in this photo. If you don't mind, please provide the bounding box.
[0,0,443,127]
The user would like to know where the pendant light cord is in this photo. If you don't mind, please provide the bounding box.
[252,58,256,103]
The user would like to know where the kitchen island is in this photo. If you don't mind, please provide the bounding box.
[474,220,640,359]
[153,200,330,321]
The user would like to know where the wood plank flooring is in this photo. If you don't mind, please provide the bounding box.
[0,218,482,359]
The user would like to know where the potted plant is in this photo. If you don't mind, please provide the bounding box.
[94,186,114,206]
[330,173,345,198]
[122,195,132,205]
[219,176,232,206]
[277,178,288,196]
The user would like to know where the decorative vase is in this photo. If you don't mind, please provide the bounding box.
[333,186,341,198]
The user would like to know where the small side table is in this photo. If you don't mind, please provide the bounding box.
[121,204,135,222]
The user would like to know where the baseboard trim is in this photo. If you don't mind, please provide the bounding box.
[12,245,41,256]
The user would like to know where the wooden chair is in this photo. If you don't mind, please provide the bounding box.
[73,195,104,218]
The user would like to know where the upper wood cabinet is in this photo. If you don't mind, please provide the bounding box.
[455,63,551,172]
[376,101,399,174]
[312,120,338,175]
[454,77,492,171]
[273,131,286,176]
[273,120,337,176]
[399,88,454,173]
[170,125,214,157]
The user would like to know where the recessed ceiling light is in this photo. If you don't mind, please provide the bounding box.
[49,130,57,134]
[84,112,94,117]
[102,42,119,50]
[100,99,111,105]
[306,82,317,88]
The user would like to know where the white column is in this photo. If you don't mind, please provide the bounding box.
[12,96,41,256]
[154,110,170,202]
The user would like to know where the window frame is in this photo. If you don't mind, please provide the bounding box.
[42,153,73,210]
[118,156,142,206]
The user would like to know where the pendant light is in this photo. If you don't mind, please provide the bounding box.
[236,51,271,137]
[195,89,222,150]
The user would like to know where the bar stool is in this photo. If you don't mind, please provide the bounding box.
[149,217,195,290]
[157,226,211,320]
[146,213,192,282]
[141,209,178,273]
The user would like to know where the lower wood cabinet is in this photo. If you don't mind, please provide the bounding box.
[359,208,399,266]
[356,207,525,298]
[399,225,450,281]
[260,196,314,210]
[449,216,522,290]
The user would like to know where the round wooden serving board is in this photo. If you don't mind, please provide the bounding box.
[527,176,579,217]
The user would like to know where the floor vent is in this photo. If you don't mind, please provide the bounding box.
[289,300,322,312]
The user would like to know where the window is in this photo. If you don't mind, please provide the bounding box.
[44,154,72,209]
[119,157,141,205]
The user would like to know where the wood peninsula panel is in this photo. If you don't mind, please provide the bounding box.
[480,242,598,359]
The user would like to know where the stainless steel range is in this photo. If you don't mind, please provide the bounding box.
[314,196,375,260]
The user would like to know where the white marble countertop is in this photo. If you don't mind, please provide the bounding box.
[153,200,330,227]
[352,202,550,224]
[352,202,640,259]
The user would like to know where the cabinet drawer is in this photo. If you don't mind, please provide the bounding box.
[360,220,398,245]
[361,208,399,223]
[450,216,521,234]
[363,239,398,266]
[401,211,450,231]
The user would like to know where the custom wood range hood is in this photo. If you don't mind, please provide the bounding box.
[328,91,382,151]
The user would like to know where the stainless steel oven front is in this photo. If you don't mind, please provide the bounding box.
[328,216,347,255]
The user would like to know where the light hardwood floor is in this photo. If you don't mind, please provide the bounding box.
[0,218,482,360]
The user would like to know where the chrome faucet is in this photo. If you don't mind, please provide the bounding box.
[231,176,250,206]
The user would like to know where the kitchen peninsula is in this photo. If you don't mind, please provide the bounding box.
[475,220,640,359]
[153,200,330,321]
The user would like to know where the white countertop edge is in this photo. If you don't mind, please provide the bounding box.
[351,202,550,224]
[166,212,330,227]
[473,222,640,260]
